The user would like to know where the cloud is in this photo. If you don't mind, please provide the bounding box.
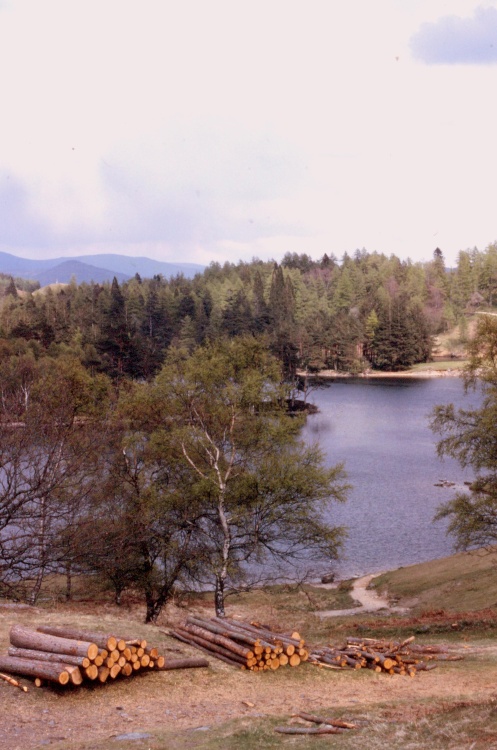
[410,6,497,64]
[0,173,54,248]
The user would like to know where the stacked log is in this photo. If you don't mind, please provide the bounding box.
[0,624,206,688]
[308,635,457,676]
[167,616,309,671]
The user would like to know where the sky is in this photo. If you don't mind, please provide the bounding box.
[1,0,497,269]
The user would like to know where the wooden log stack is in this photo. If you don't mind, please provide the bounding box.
[0,624,206,688]
[167,616,309,671]
[308,635,457,676]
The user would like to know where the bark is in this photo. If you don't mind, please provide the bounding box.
[8,646,90,669]
[169,629,244,668]
[156,658,209,670]
[180,622,254,659]
[274,726,343,735]
[295,712,356,729]
[36,626,118,652]
[10,625,99,660]
[214,574,226,618]
[185,617,262,648]
[0,655,70,684]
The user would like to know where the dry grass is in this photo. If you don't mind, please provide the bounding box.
[3,549,497,749]
[373,546,497,614]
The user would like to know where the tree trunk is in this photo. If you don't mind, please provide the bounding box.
[65,562,72,602]
[10,625,99,660]
[214,575,225,617]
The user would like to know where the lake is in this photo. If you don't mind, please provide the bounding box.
[300,375,482,579]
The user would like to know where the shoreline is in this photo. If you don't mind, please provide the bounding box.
[301,366,464,380]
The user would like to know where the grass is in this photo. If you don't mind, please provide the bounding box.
[38,699,497,750]
[373,546,497,614]
[411,359,467,371]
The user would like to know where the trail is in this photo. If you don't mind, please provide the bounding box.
[316,573,409,618]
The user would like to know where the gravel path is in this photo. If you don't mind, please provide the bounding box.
[316,574,409,617]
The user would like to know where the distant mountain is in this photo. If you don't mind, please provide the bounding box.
[33,260,130,287]
[0,251,205,286]
[69,254,205,280]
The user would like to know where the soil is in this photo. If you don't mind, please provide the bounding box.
[2,602,497,750]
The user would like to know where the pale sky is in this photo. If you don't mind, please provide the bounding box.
[1,0,497,268]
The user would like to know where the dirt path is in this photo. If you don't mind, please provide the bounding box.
[316,574,409,617]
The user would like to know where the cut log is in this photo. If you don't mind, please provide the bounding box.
[186,617,266,649]
[156,658,209,670]
[176,626,248,665]
[36,626,117,652]
[121,663,133,677]
[65,666,83,686]
[84,664,98,681]
[0,655,70,685]
[10,625,98,660]
[168,629,243,669]
[180,623,254,660]
[97,666,110,683]
[211,617,303,649]
[8,646,90,669]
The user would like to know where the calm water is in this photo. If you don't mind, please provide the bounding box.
[300,376,482,579]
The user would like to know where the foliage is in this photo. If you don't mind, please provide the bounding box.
[125,337,349,617]
[2,244,496,382]
[0,357,113,602]
[431,315,497,552]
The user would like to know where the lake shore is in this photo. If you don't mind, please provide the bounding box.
[303,366,464,379]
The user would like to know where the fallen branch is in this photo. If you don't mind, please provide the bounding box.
[0,671,28,692]
[294,711,356,729]
[274,726,343,735]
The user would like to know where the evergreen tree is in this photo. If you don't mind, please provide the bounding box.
[98,278,140,378]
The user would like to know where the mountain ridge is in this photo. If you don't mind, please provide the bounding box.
[0,251,205,285]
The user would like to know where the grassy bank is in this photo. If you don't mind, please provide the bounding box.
[372,546,497,615]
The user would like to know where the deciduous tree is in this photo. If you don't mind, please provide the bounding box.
[143,337,348,616]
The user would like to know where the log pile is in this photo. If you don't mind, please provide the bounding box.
[0,624,206,688]
[167,616,309,671]
[308,635,459,676]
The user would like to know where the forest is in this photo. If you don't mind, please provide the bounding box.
[0,243,496,620]
[1,243,496,381]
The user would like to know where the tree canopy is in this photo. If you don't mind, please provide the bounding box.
[120,337,348,618]
[431,315,497,551]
